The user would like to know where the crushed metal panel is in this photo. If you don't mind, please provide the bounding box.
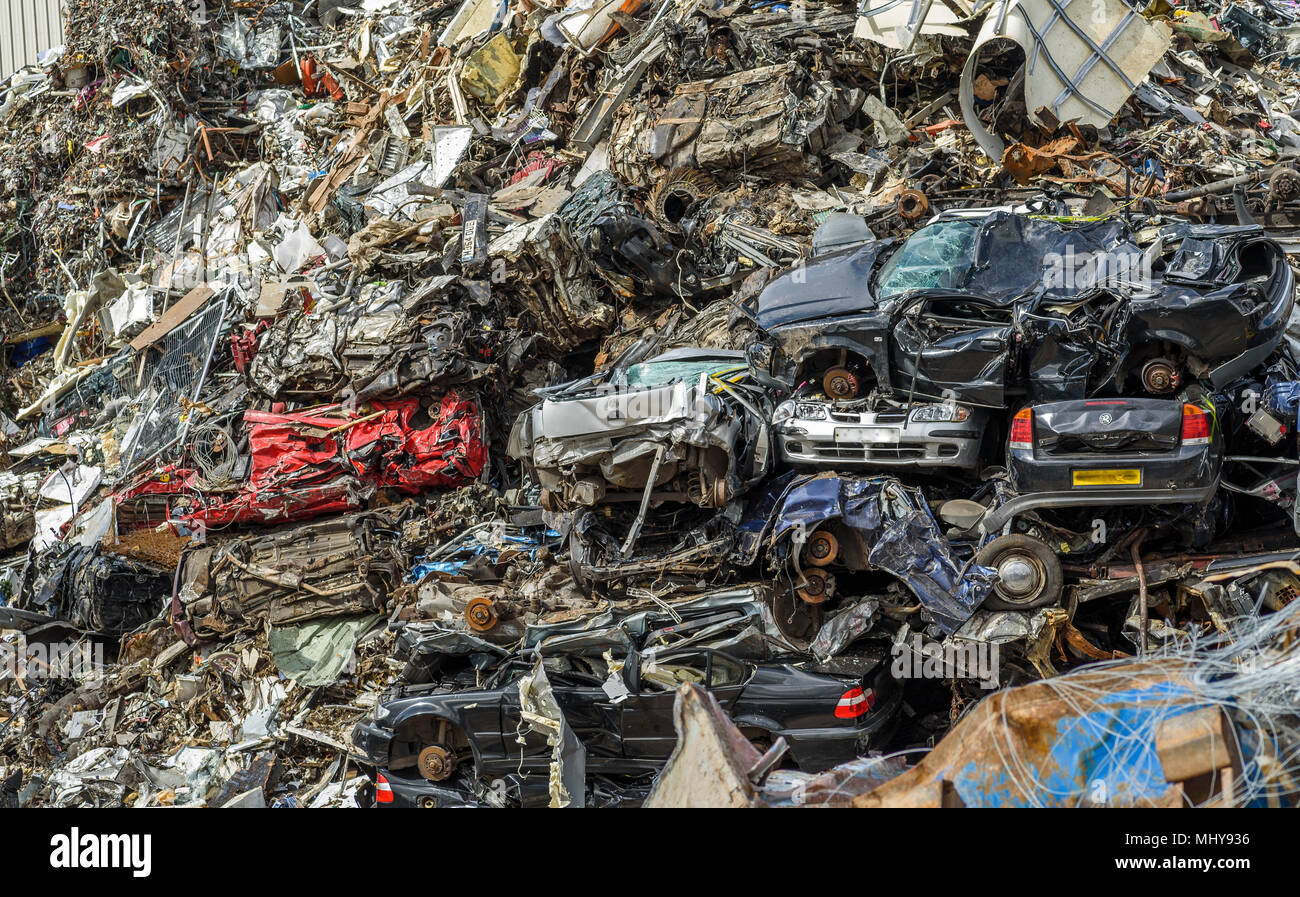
[609,62,831,186]
[854,0,974,50]
[643,683,762,808]
[517,660,587,808]
[960,0,1171,157]
[459,32,521,106]
[439,0,502,48]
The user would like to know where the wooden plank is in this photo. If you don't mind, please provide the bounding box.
[129,284,214,351]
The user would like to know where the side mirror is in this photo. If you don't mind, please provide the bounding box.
[746,340,789,390]
[936,499,988,531]
[746,340,775,375]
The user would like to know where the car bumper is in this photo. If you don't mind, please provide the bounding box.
[987,444,1221,532]
[778,689,903,772]
[776,416,983,470]
[1008,441,1219,493]
[366,769,481,808]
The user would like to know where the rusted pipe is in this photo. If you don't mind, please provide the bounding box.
[1130,533,1149,657]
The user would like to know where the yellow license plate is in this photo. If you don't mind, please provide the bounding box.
[1072,468,1141,487]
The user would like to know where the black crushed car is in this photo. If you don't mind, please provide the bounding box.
[937,396,1226,611]
[749,209,1294,408]
[351,645,901,807]
[1003,397,1224,514]
[558,171,698,298]
[14,544,168,637]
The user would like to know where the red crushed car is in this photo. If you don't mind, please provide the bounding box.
[112,392,486,529]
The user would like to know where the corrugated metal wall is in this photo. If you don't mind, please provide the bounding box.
[0,0,64,79]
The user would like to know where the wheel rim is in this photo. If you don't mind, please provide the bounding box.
[1140,359,1180,394]
[992,550,1046,604]
[804,530,839,567]
[464,597,498,632]
[709,476,731,507]
[797,568,832,604]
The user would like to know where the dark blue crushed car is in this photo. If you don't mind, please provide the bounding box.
[761,473,995,633]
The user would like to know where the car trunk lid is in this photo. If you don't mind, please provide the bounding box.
[1034,399,1183,456]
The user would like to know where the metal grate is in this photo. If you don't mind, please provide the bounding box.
[119,296,228,474]
[41,348,146,437]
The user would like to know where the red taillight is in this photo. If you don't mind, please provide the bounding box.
[1009,407,1033,451]
[834,686,875,719]
[1181,403,1210,446]
[375,773,394,803]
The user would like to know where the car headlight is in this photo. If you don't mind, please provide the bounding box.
[775,401,828,424]
[910,403,969,423]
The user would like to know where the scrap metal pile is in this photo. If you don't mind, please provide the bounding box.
[4,0,1300,808]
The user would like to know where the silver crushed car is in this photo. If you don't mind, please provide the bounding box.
[509,347,773,511]
[772,398,989,471]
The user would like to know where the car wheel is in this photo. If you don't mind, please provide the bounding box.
[464,596,498,632]
[976,534,1063,610]
[772,587,820,642]
[417,744,458,782]
[708,475,731,507]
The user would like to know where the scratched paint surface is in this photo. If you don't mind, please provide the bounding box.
[948,683,1203,807]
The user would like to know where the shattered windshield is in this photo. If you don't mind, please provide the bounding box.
[616,358,745,388]
[875,218,980,299]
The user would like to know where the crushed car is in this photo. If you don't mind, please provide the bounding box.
[353,638,901,806]
[510,347,773,512]
[764,473,996,633]
[750,209,1294,407]
[113,393,486,530]
[174,507,409,641]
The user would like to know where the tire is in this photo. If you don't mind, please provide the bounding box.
[976,534,1063,610]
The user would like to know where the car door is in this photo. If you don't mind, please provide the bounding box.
[548,670,624,766]
[891,297,1013,407]
[618,650,752,761]
[492,663,553,775]
[493,662,622,775]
